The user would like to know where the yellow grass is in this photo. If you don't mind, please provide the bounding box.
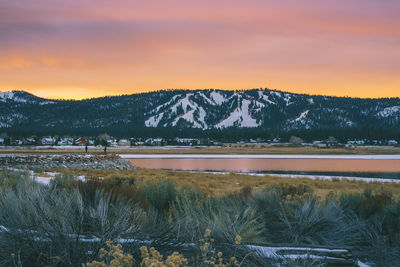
[65,168,400,199]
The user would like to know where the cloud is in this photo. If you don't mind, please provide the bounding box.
[0,0,399,98]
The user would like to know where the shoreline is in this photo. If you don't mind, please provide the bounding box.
[1,145,400,155]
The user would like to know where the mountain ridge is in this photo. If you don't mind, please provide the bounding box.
[3,89,400,101]
[1,89,400,135]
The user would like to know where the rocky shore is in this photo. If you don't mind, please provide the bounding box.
[0,154,136,170]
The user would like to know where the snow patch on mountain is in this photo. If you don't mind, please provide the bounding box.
[0,92,14,100]
[172,106,206,128]
[210,91,227,105]
[216,99,259,128]
[291,110,309,123]
[0,122,11,128]
[283,94,292,106]
[258,90,275,105]
[0,91,27,103]
[198,92,214,105]
[151,95,180,114]
[145,112,164,127]
[145,93,208,129]
[377,106,400,117]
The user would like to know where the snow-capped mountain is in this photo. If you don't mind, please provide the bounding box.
[0,89,400,133]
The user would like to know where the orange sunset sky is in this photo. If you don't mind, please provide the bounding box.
[0,0,399,99]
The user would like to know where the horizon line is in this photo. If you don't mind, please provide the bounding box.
[2,88,400,101]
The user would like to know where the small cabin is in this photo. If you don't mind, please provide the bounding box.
[118,139,131,146]
[75,138,87,146]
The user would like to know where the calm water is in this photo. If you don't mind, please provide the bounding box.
[127,157,400,173]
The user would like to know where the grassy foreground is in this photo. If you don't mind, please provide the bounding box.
[67,168,400,199]
[1,169,400,265]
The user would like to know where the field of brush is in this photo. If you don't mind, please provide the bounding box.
[1,167,400,266]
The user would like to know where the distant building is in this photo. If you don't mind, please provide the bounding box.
[118,139,131,146]
[58,138,74,146]
[75,138,87,146]
[272,138,280,143]
[14,140,23,145]
[23,137,36,145]
[145,138,163,146]
[347,140,365,146]
[41,137,56,145]
[133,141,146,146]
[175,138,200,145]
[109,139,118,147]
[388,140,398,146]
[345,144,356,149]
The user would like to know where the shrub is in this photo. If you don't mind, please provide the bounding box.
[0,170,32,191]
[266,184,313,199]
[32,166,43,174]
[49,172,78,192]
[142,181,179,213]
[85,241,133,267]
[0,182,144,266]
[104,176,135,187]
[279,197,363,246]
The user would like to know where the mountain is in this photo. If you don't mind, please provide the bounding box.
[1,89,400,137]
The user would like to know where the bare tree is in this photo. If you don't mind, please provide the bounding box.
[98,133,111,153]
[289,136,303,146]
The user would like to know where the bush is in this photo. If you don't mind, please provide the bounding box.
[143,181,179,213]
[1,172,400,266]
[50,172,78,192]
[0,181,144,266]
[104,176,135,187]
[0,170,32,191]
[266,184,313,199]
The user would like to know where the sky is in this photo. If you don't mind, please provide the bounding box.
[0,0,399,99]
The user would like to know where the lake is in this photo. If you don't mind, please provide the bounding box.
[122,154,400,173]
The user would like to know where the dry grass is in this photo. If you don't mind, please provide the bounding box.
[64,168,400,200]
[1,145,400,155]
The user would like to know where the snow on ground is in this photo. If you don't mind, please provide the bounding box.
[29,171,86,185]
[184,170,400,184]
[264,173,400,184]
[32,176,52,185]
[0,153,95,157]
[247,245,348,258]
[0,224,373,266]
[358,261,372,267]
